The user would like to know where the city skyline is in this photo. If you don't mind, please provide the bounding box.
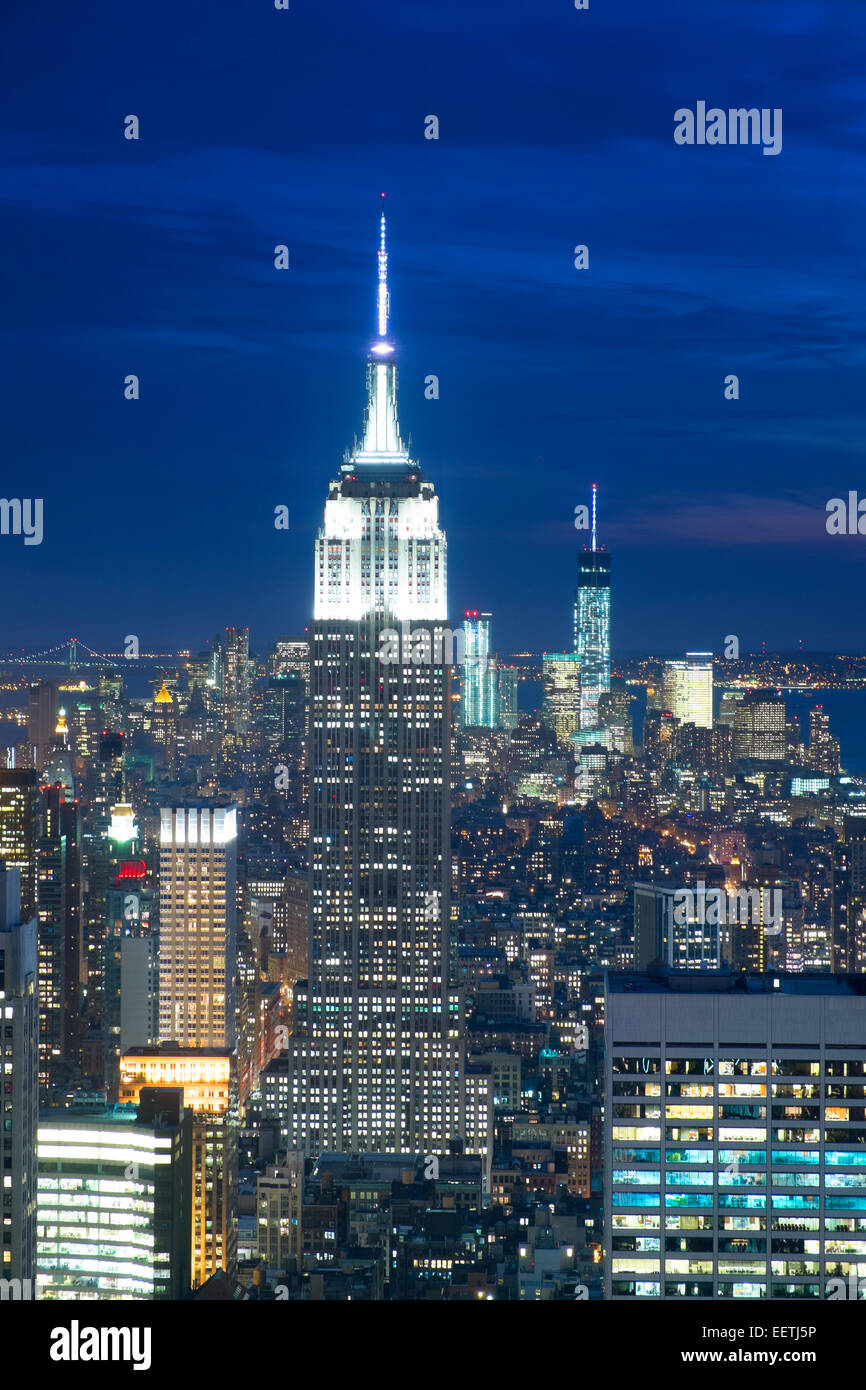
[4,0,866,1329]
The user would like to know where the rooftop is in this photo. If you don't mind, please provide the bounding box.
[606,966,866,997]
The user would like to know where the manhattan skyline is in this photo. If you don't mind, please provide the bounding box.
[5,1,866,1330]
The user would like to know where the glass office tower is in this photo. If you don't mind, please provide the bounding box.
[574,484,611,731]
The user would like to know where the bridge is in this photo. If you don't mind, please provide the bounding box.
[2,638,181,670]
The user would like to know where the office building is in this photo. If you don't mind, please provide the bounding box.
[0,768,39,921]
[269,636,310,689]
[662,653,713,731]
[27,680,61,772]
[574,743,608,806]
[574,483,611,731]
[496,664,519,732]
[734,692,786,762]
[605,969,866,1300]
[597,676,634,756]
[37,782,82,1089]
[157,802,237,1050]
[643,708,677,764]
[633,882,721,971]
[285,200,491,1165]
[36,1088,190,1299]
[832,816,866,974]
[102,840,158,1092]
[222,627,251,737]
[462,612,497,728]
[119,1046,237,1288]
[633,881,784,973]
[151,680,177,770]
[542,653,581,747]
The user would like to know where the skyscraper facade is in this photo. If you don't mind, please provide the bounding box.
[605,969,866,1300]
[0,868,38,1285]
[734,691,786,761]
[119,1047,236,1289]
[832,816,866,974]
[597,677,635,755]
[462,612,497,728]
[37,781,82,1091]
[809,705,840,774]
[662,653,714,730]
[37,1089,191,1300]
[574,484,611,731]
[287,200,491,1164]
[541,652,581,747]
[157,802,237,1050]
[222,626,251,738]
[496,665,519,732]
[0,768,39,922]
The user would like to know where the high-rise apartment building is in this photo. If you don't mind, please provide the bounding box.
[257,1152,303,1273]
[605,969,866,1300]
[157,802,237,1050]
[285,199,491,1166]
[662,653,713,730]
[809,704,841,774]
[574,484,611,731]
[0,868,38,1283]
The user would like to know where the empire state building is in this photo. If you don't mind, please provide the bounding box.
[285,199,491,1165]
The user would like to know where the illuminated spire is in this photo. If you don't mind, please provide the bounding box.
[591,482,598,553]
[376,192,390,342]
[343,194,414,472]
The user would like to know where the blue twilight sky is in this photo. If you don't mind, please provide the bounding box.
[1,0,865,658]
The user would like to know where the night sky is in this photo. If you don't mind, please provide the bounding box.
[2,0,865,657]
